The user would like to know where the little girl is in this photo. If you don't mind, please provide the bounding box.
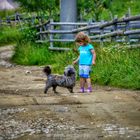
[73,32,96,93]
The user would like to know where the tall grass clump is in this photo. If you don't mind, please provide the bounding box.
[0,10,17,18]
[12,41,77,74]
[92,43,140,89]
[0,26,22,46]
[12,42,51,65]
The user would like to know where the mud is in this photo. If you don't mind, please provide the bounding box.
[0,46,140,140]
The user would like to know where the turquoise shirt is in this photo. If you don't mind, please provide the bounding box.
[78,44,94,65]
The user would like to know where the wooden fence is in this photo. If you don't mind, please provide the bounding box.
[36,15,140,50]
[0,12,47,27]
[1,13,140,50]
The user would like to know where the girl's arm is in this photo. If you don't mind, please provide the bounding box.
[73,56,79,64]
[91,49,96,65]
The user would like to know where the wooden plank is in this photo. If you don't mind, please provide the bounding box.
[124,29,140,35]
[48,47,71,51]
[90,30,123,39]
[50,22,88,26]
[50,21,100,26]
[129,44,140,48]
[35,20,50,28]
[91,39,111,42]
[49,19,54,48]
[72,24,99,33]
[35,40,49,43]
[50,39,74,42]
[40,30,73,34]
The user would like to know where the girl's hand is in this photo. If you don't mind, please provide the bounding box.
[92,60,96,65]
[73,60,77,65]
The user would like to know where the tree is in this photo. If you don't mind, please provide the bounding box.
[15,0,59,19]
[78,0,107,21]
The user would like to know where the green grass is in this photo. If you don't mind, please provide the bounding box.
[92,43,140,89]
[111,0,140,16]
[12,41,140,90]
[0,27,22,46]
[12,42,53,65]
[12,41,77,74]
[0,10,16,18]
[100,0,140,20]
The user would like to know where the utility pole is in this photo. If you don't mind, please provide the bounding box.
[60,0,77,39]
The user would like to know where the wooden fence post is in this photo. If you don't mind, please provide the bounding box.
[49,19,54,48]
[31,16,35,25]
[39,27,43,41]
[112,15,118,42]
[15,12,20,23]
[87,19,92,35]
[15,12,23,29]
[43,24,47,40]
[100,20,104,47]
[0,17,2,27]
[125,8,131,43]
[6,16,11,26]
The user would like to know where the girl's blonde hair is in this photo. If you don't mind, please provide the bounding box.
[75,32,91,45]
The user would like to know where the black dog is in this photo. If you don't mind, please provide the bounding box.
[43,65,76,94]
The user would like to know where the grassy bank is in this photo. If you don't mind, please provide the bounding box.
[92,43,140,89]
[0,27,21,46]
[12,41,76,74]
[12,41,140,90]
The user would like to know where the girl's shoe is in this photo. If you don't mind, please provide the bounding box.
[86,87,92,93]
[79,87,84,93]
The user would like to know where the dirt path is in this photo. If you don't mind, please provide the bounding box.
[0,46,140,140]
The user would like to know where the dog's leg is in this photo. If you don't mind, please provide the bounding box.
[67,87,74,93]
[44,88,48,94]
[52,85,58,94]
[44,83,51,94]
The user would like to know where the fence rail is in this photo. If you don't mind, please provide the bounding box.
[36,15,140,50]
[0,12,47,27]
[1,12,140,50]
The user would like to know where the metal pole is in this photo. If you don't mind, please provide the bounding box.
[60,0,77,39]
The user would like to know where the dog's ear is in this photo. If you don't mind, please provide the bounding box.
[67,68,75,76]
[43,66,51,75]
[64,71,66,76]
